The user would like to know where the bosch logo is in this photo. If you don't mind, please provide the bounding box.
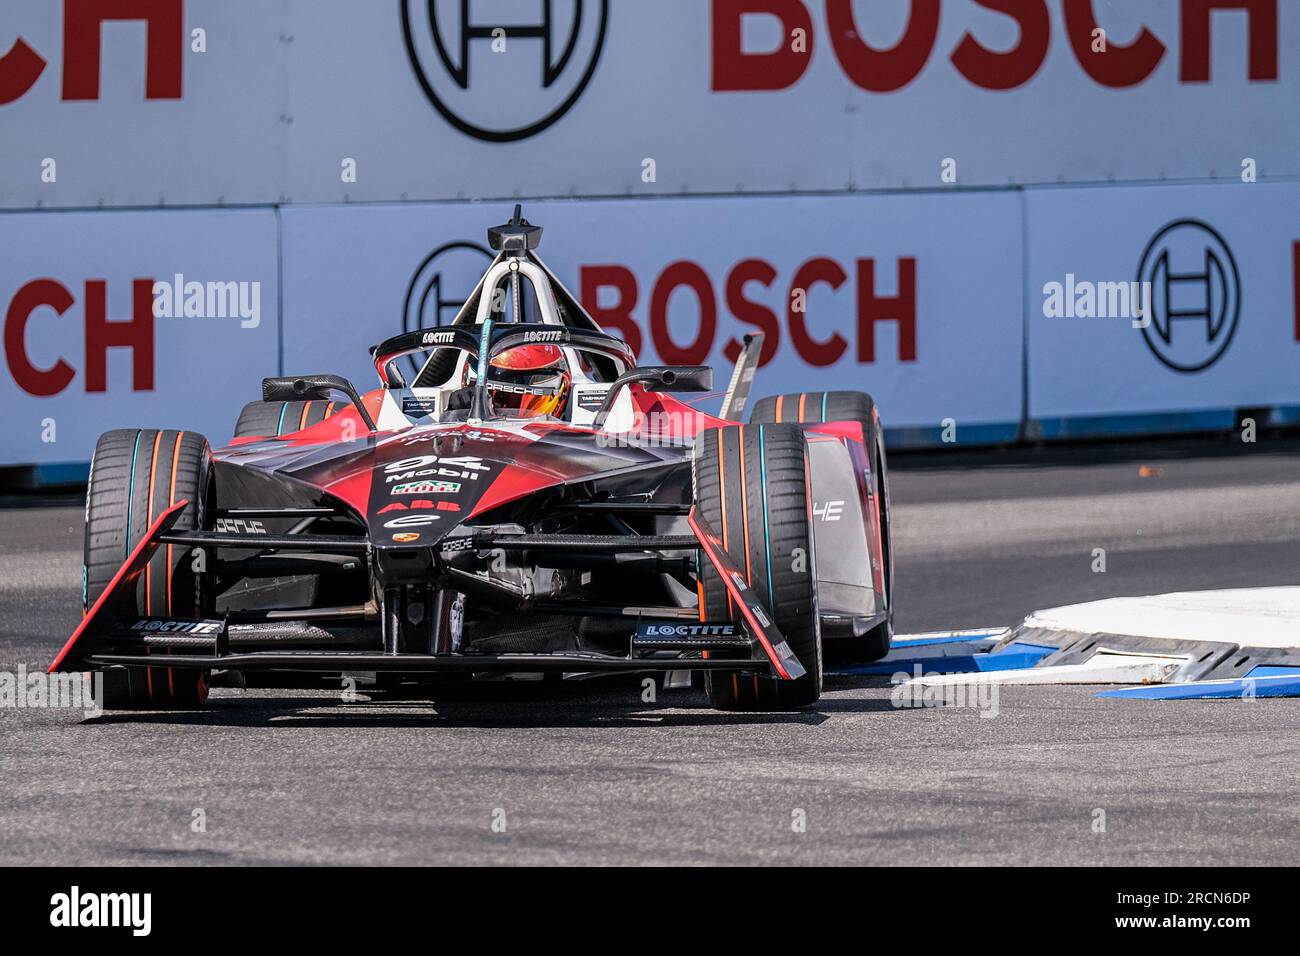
[712,2,1277,94]
[3,278,155,397]
[1137,220,1241,373]
[0,2,183,105]
[402,241,493,375]
[580,257,917,367]
[401,0,609,142]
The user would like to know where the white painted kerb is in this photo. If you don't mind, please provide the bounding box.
[1023,587,1300,649]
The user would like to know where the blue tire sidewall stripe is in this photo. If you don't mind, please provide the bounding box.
[125,429,142,561]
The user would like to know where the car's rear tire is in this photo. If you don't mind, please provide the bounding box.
[233,399,340,439]
[84,429,214,709]
[750,390,876,431]
[693,424,822,710]
[750,390,894,664]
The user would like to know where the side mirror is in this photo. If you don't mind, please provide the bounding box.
[593,366,713,429]
[636,366,712,393]
[262,374,376,432]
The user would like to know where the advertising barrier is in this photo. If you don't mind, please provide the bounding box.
[0,208,279,465]
[1024,180,1300,435]
[279,192,1026,436]
[2,1,1297,208]
[3,183,1299,470]
[0,0,286,209]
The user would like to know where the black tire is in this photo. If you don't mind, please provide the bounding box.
[751,390,894,664]
[84,429,214,708]
[233,399,340,439]
[750,390,875,429]
[693,424,822,709]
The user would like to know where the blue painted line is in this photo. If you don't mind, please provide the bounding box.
[1096,675,1300,700]
[0,460,92,491]
[883,422,1019,450]
[891,633,1006,648]
[820,392,828,422]
[1032,408,1234,441]
[33,462,91,486]
[1268,405,1300,426]
[276,402,289,435]
[832,642,1054,677]
[1247,665,1300,677]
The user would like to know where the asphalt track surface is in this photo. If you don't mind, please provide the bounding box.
[2,436,1298,865]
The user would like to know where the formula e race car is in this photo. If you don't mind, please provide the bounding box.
[50,208,894,712]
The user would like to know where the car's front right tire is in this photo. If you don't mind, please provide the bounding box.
[693,423,823,710]
[749,389,894,664]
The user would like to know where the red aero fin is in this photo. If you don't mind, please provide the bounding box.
[49,499,189,673]
[688,507,804,681]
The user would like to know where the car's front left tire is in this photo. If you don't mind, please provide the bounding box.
[233,399,340,439]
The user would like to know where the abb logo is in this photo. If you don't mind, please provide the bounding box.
[579,258,916,368]
[4,279,154,396]
[714,0,1278,92]
[0,0,183,105]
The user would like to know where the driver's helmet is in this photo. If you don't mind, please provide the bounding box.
[476,343,570,418]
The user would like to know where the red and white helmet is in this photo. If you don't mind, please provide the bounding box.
[466,344,570,418]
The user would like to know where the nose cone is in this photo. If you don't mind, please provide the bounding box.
[367,429,510,548]
[361,422,681,548]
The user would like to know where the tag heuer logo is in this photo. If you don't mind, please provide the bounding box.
[391,480,460,495]
[401,0,609,142]
[401,397,439,417]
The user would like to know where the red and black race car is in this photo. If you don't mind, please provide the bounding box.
[51,208,894,712]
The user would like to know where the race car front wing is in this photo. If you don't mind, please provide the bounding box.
[49,503,805,682]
